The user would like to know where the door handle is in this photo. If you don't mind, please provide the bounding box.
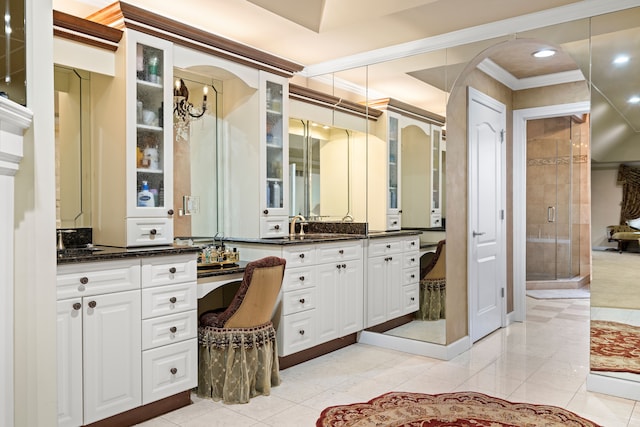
[472,230,485,237]
[547,206,556,223]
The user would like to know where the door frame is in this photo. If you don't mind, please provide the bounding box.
[467,87,507,341]
[512,101,590,322]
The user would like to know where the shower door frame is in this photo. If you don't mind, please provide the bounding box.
[512,101,590,323]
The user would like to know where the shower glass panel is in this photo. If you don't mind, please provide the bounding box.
[526,116,578,280]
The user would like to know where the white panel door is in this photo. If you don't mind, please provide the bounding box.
[468,87,506,343]
[366,256,387,327]
[57,298,83,427]
[83,290,141,424]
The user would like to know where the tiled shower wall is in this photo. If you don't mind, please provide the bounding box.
[526,116,590,280]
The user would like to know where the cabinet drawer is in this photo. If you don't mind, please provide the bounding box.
[142,310,197,350]
[142,339,197,405]
[282,287,316,315]
[126,217,174,247]
[278,310,315,356]
[142,282,196,319]
[403,283,419,313]
[260,216,289,238]
[387,215,401,230]
[404,237,420,252]
[283,245,316,267]
[57,259,140,299]
[403,267,420,286]
[141,254,197,288]
[316,241,362,263]
[368,239,403,257]
[403,252,420,269]
[282,266,315,292]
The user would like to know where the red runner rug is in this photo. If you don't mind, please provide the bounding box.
[591,320,640,374]
[316,391,600,427]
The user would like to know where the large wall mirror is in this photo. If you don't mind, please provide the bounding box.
[588,7,640,392]
[172,68,223,242]
[55,65,92,229]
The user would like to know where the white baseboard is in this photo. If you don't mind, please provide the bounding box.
[358,331,471,360]
[587,373,640,401]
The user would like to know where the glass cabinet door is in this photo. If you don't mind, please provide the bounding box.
[388,115,399,212]
[134,41,170,215]
[431,127,442,226]
[265,80,284,210]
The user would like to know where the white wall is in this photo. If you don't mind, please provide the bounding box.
[13,0,58,425]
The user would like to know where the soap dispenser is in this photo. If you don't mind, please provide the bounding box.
[137,180,155,207]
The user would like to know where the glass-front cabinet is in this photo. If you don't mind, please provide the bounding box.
[260,73,289,237]
[93,30,174,247]
[430,127,442,227]
[388,115,400,217]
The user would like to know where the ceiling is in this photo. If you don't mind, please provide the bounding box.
[54,0,640,160]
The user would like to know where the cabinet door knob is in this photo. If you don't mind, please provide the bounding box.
[167,209,174,215]
[299,330,305,335]
[411,258,415,262]
[386,244,391,249]
[263,209,269,215]
[338,249,344,254]
[170,368,177,375]
[72,302,82,311]
[299,276,305,281]
[336,264,341,269]
[411,274,415,278]
[410,297,415,301]
[392,221,397,225]
[150,229,157,235]
[274,224,280,230]
[342,264,346,268]
[399,210,403,213]
[169,267,177,274]
[299,253,305,259]
[88,301,97,308]
[411,241,416,246]
[169,326,177,333]
[169,297,177,304]
[299,298,305,304]
[80,277,89,284]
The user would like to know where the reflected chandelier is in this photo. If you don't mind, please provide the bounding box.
[173,78,207,122]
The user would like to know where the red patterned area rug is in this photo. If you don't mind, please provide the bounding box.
[316,391,600,427]
[591,320,640,374]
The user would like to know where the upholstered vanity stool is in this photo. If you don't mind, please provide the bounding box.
[417,240,446,321]
[197,256,286,404]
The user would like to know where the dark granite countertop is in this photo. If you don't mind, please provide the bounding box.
[56,244,200,265]
[366,230,423,239]
[224,233,368,245]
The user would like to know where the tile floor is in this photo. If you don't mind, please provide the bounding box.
[139,297,640,427]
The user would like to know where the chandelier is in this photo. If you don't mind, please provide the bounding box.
[173,78,208,122]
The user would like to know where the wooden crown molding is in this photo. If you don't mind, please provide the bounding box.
[368,98,445,127]
[289,84,382,121]
[53,10,122,51]
[86,1,304,78]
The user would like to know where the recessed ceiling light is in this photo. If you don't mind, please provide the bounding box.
[629,96,640,104]
[614,54,630,65]
[532,49,556,58]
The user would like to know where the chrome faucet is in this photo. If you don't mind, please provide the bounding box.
[290,215,306,236]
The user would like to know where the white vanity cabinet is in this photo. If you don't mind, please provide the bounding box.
[56,253,197,427]
[365,235,420,328]
[56,259,142,427]
[141,254,198,404]
[231,239,364,357]
[93,29,175,248]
